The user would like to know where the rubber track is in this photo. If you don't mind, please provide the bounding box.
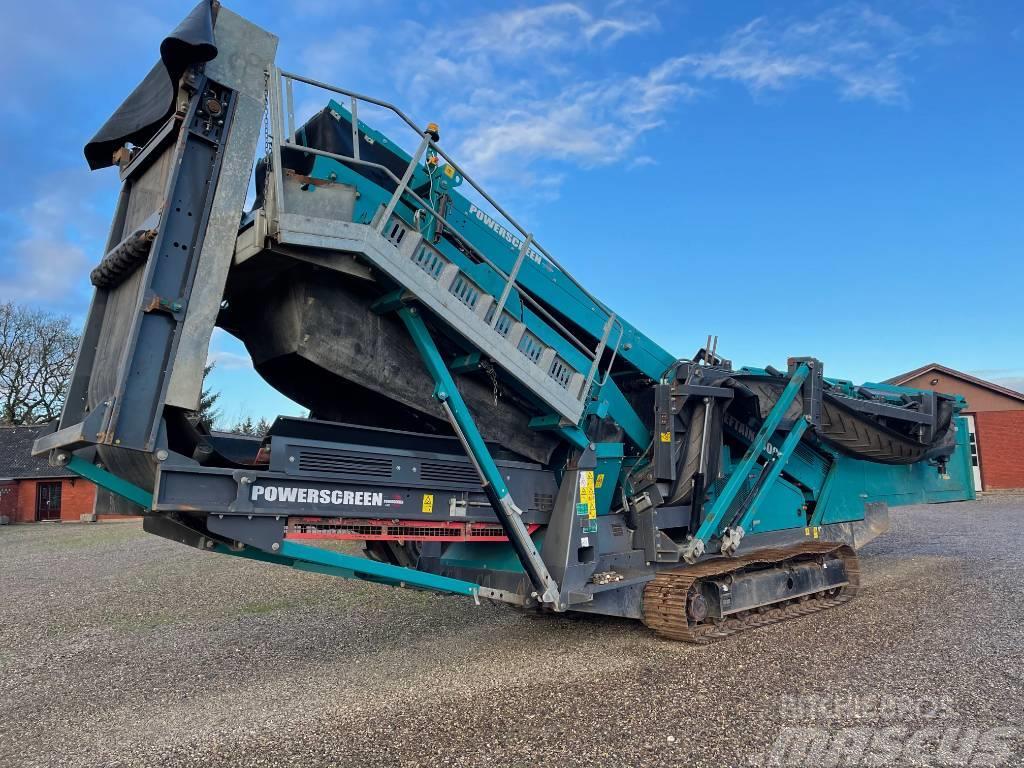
[668,399,707,505]
[818,397,923,463]
[642,542,860,643]
[90,228,158,289]
[740,377,931,465]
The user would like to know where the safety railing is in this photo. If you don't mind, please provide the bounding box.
[265,67,623,404]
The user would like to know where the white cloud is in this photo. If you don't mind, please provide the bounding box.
[0,2,169,119]
[456,3,656,56]
[303,1,952,195]
[206,330,254,371]
[206,350,254,372]
[452,64,698,179]
[628,155,657,169]
[0,173,111,314]
[675,4,952,106]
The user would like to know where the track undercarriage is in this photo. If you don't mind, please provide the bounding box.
[643,543,860,643]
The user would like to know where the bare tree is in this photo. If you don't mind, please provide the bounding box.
[0,303,79,425]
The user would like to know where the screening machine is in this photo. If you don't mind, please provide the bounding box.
[35,2,975,642]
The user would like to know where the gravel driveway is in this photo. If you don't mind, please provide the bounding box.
[1,495,1022,768]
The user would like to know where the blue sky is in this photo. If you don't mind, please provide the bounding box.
[1,0,1021,426]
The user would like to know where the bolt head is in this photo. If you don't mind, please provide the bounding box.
[271,542,280,551]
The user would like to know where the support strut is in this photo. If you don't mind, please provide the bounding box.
[681,363,810,563]
[398,306,561,605]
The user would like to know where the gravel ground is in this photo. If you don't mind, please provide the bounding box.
[1,495,1022,768]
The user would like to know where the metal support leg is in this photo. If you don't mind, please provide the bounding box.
[682,363,810,563]
[377,133,431,234]
[61,453,154,509]
[491,233,532,327]
[720,417,809,555]
[398,306,561,605]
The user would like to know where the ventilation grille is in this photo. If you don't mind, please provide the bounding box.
[287,519,532,542]
[296,450,393,479]
[517,330,544,363]
[419,461,481,486]
[412,242,446,279]
[448,273,481,309]
[548,356,573,388]
[484,304,515,337]
[493,312,513,336]
[794,441,830,475]
[384,219,407,247]
[533,493,555,512]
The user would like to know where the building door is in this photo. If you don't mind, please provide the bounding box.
[35,481,62,521]
[964,415,983,492]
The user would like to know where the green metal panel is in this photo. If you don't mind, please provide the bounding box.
[65,455,153,509]
[593,443,624,515]
[218,541,482,596]
[745,478,807,534]
[733,417,809,534]
[690,364,809,549]
[814,420,975,525]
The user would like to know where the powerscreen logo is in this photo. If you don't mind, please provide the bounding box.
[251,485,384,507]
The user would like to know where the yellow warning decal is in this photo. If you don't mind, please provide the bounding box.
[813,526,820,539]
[579,471,597,519]
[595,473,605,489]
[805,527,811,537]
[422,494,434,514]
[443,164,455,178]
[660,431,671,443]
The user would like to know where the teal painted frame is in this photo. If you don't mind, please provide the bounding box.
[63,454,485,598]
[685,363,810,558]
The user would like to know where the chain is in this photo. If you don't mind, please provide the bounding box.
[261,68,272,206]
[481,359,501,406]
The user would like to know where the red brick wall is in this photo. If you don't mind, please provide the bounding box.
[0,481,17,520]
[15,481,37,522]
[59,479,98,522]
[975,410,1024,491]
[10,478,97,522]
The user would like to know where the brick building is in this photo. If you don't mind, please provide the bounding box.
[887,364,1024,492]
[0,425,97,523]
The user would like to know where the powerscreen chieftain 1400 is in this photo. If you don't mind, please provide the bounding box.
[35,1,975,642]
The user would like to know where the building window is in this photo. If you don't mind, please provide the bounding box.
[35,481,62,521]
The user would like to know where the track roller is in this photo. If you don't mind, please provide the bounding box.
[642,542,860,643]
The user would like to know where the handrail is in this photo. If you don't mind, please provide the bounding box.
[268,67,625,390]
[275,69,616,317]
[276,139,599,361]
